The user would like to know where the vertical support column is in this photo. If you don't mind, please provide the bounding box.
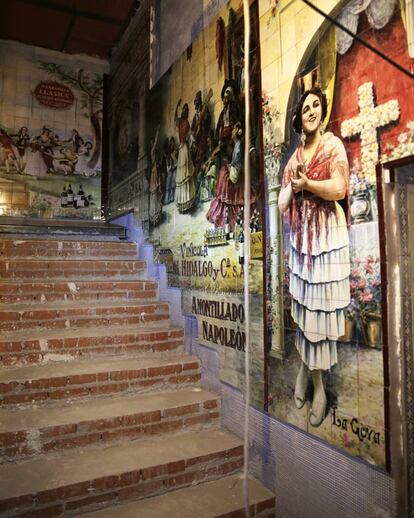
[406,0,414,57]
[136,88,149,235]
[138,90,146,158]
[266,158,285,359]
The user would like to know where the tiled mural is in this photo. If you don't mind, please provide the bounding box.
[261,0,414,467]
[0,40,108,218]
[146,0,265,406]
[106,0,414,470]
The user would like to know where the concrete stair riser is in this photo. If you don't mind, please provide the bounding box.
[0,328,184,365]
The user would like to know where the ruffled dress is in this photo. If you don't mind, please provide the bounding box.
[175,118,195,213]
[283,132,350,370]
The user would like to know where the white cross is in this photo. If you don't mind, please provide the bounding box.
[341,82,400,182]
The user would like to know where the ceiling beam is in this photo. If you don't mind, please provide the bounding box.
[110,0,141,57]
[61,13,76,52]
[15,0,125,25]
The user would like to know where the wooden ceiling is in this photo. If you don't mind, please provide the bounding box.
[0,0,141,59]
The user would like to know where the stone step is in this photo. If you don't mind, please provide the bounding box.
[0,429,243,517]
[0,279,158,305]
[0,217,127,240]
[0,299,170,332]
[0,325,184,365]
[0,258,146,280]
[0,354,201,406]
[79,474,275,518]
[0,238,137,259]
[0,388,220,462]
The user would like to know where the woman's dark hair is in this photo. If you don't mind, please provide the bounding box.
[292,87,328,134]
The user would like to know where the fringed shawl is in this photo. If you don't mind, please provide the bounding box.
[282,132,349,268]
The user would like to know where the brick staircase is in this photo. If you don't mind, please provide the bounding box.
[0,235,275,517]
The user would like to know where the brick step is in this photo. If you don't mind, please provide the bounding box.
[0,354,201,406]
[0,388,220,462]
[0,429,243,517]
[0,238,137,258]
[0,258,146,280]
[0,300,170,332]
[0,325,184,365]
[0,279,158,305]
[79,474,275,518]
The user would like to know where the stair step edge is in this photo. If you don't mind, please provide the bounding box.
[0,353,199,382]
[0,388,219,433]
[77,474,275,518]
[0,429,243,501]
[0,324,183,342]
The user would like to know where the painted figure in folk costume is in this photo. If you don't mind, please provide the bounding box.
[278,87,350,427]
[199,130,220,202]
[163,136,178,205]
[149,125,163,226]
[0,128,18,173]
[207,122,255,230]
[174,100,196,213]
[216,80,241,161]
[13,126,30,172]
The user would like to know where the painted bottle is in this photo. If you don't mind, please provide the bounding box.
[67,184,74,206]
[60,186,68,208]
[238,228,244,265]
[77,185,85,208]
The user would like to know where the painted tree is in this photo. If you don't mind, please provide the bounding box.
[38,62,103,169]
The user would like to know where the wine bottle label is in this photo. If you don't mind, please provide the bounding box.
[239,243,244,257]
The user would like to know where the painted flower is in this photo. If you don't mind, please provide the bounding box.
[358,279,367,289]
[348,251,381,319]
[360,291,373,303]
[365,263,374,275]
[352,268,362,280]
[398,132,408,144]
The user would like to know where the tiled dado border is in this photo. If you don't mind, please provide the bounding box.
[397,172,414,517]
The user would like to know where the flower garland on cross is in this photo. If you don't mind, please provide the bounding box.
[340,81,400,183]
